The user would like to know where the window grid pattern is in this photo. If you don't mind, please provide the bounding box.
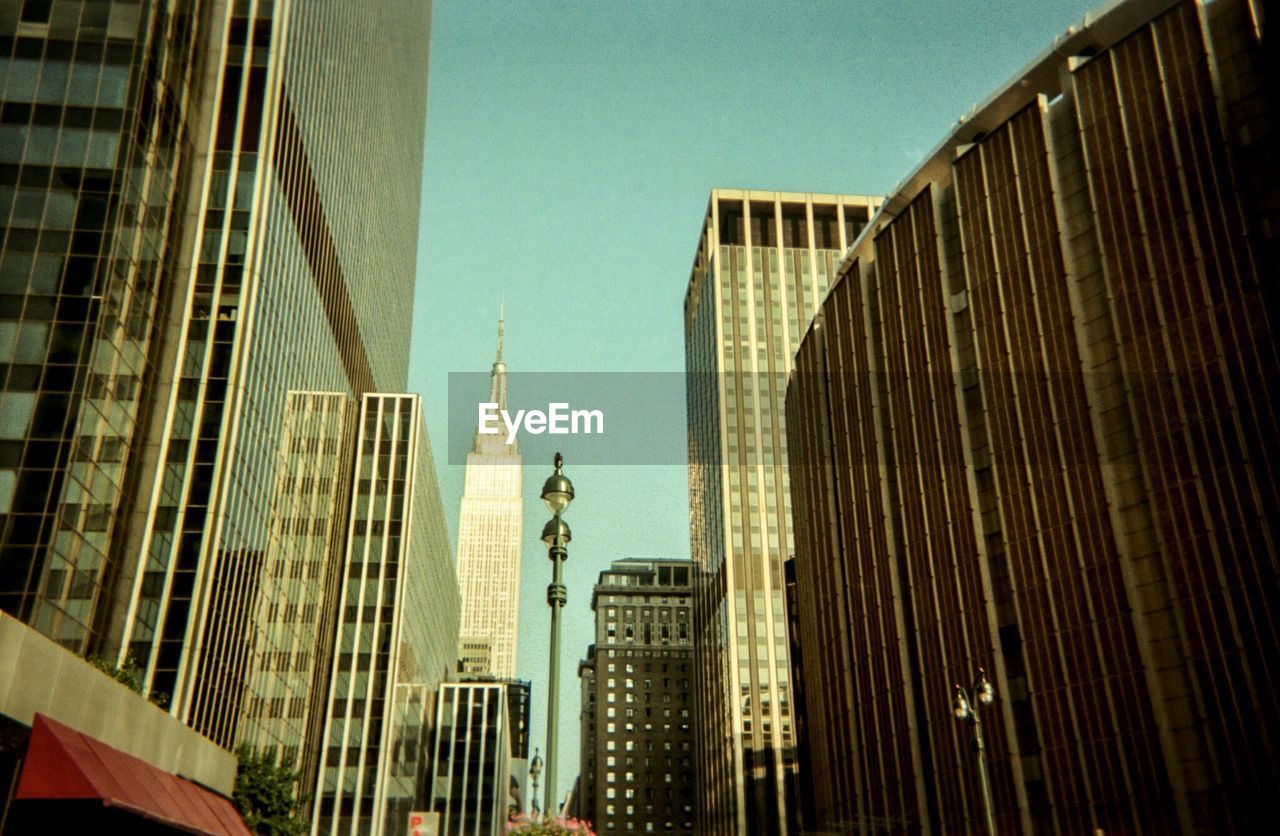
[428,682,511,836]
[238,390,357,798]
[578,559,697,834]
[314,394,458,836]
[0,0,204,659]
[684,190,880,836]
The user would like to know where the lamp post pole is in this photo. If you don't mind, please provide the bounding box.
[545,527,566,816]
[540,453,575,820]
[953,668,998,836]
[529,748,542,818]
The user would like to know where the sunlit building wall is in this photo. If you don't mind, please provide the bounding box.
[786,0,1278,832]
[238,390,358,797]
[0,0,434,763]
[683,189,881,835]
[312,393,459,836]
[454,316,523,678]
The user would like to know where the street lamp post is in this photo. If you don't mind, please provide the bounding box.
[540,453,574,820]
[529,748,543,818]
[952,668,998,836]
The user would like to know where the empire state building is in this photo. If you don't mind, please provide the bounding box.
[455,313,524,677]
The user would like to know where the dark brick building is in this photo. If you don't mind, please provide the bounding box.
[577,559,697,834]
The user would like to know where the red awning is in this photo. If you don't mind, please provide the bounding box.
[15,713,252,836]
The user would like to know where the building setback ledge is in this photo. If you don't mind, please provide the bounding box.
[0,613,237,795]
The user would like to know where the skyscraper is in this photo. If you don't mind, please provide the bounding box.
[454,314,523,678]
[310,393,458,836]
[576,558,697,834]
[786,0,1279,831]
[1,0,210,657]
[239,391,359,795]
[0,0,434,758]
[683,189,880,835]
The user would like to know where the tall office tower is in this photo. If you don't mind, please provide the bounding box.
[786,0,1279,832]
[683,189,880,835]
[454,315,523,678]
[312,393,459,836]
[0,1,208,649]
[0,0,434,753]
[428,681,514,836]
[239,391,358,796]
[576,558,697,834]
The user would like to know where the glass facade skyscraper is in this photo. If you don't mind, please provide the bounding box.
[0,0,434,761]
[1,0,211,661]
[312,393,458,836]
[683,189,880,835]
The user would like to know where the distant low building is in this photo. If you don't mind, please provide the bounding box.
[428,681,514,836]
[459,638,494,676]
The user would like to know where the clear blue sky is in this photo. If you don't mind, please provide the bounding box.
[408,0,1101,802]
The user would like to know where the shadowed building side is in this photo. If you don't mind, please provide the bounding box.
[786,0,1279,832]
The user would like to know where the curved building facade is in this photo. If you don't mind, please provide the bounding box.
[786,0,1277,832]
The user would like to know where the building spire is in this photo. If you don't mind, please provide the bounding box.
[488,303,508,417]
[497,298,504,364]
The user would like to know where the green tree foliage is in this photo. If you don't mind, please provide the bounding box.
[86,651,170,707]
[233,746,308,836]
[87,652,144,691]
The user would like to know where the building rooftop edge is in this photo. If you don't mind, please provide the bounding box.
[842,0,1182,267]
[795,0,1186,358]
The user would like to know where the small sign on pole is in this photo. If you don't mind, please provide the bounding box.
[407,811,439,836]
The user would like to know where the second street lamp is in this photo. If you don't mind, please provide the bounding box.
[529,748,543,818]
[540,452,574,819]
[953,667,998,836]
